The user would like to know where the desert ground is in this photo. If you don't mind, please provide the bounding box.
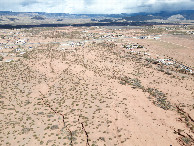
[0,25,193,146]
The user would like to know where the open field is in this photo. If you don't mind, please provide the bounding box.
[0,25,194,146]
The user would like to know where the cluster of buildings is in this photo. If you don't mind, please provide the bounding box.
[138,35,161,40]
[15,39,26,44]
[99,34,123,39]
[0,36,30,63]
[123,41,193,74]
[186,31,194,35]
[60,41,84,48]
[158,59,174,65]
[124,43,144,50]
[158,59,193,73]
[123,43,151,56]
[58,41,85,52]
[178,64,193,73]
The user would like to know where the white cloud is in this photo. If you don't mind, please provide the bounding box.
[0,0,194,13]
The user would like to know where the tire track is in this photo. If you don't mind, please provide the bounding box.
[39,91,73,146]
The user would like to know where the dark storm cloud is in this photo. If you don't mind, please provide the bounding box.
[0,0,194,13]
[144,2,194,12]
[123,0,194,13]
[20,0,40,7]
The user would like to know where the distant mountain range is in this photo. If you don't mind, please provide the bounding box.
[0,10,194,20]
[0,10,194,28]
[122,10,194,21]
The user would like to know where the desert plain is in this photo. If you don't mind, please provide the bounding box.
[0,25,194,146]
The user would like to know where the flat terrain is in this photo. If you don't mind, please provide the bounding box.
[0,25,194,146]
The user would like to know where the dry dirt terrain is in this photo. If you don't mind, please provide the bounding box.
[0,26,194,146]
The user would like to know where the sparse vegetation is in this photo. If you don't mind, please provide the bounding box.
[0,24,193,146]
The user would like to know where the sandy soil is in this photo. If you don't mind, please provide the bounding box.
[0,26,193,146]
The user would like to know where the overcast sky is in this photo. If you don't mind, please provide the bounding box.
[0,0,194,14]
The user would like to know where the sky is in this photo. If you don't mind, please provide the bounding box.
[0,0,194,14]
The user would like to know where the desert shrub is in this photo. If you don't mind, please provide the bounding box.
[0,56,4,61]
[165,71,172,75]
[22,53,29,59]
[181,137,191,144]
[147,88,171,110]
[119,76,144,89]
[179,68,187,74]
[50,125,59,130]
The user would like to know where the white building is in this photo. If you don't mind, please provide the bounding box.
[16,40,26,44]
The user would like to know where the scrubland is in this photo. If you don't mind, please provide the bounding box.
[0,26,193,146]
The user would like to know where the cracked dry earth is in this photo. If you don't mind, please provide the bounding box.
[0,33,194,146]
